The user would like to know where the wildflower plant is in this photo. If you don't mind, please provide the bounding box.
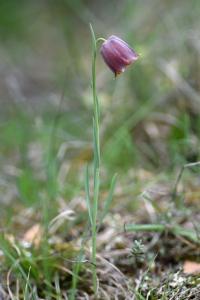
[86,24,139,293]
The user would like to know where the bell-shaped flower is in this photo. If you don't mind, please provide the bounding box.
[100,35,139,76]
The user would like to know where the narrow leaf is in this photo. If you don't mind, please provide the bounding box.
[99,173,118,227]
[93,167,100,223]
[125,223,199,243]
[85,165,93,226]
[93,117,99,169]
[89,23,96,51]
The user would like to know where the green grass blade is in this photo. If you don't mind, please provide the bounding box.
[93,117,99,169]
[85,165,93,226]
[0,235,32,290]
[89,23,96,51]
[99,173,118,227]
[125,223,200,243]
[93,168,100,222]
[54,273,62,300]
[70,227,88,300]
[24,266,31,300]
[125,224,165,232]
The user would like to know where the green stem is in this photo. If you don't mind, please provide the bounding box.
[90,24,100,294]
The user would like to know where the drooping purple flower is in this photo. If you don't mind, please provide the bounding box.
[100,35,139,76]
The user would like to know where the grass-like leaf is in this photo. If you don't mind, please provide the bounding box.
[125,223,200,244]
[99,173,118,228]
[85,165,93,226]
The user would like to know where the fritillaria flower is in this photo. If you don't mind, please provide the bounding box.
[100,35,139,76]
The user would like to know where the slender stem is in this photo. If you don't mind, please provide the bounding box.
[90,25,100,294]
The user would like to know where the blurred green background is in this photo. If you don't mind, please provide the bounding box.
[0,0,200,215]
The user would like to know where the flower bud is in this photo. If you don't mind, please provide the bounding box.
[100,35,139,76]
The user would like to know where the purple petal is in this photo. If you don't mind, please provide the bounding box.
[100,35,139,76]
